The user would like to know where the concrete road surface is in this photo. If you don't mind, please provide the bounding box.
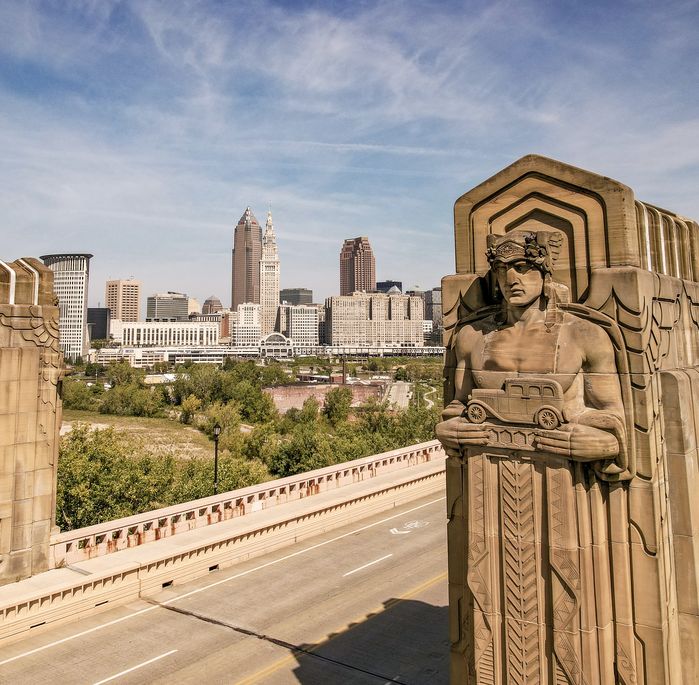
[387,381,411,409]
[0,493,448,684]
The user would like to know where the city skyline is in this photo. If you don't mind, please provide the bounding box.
[2,1,697,307]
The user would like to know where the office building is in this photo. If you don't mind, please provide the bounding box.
[376,280,402,294]
[231,207,262,309]
[87,307,110,341]
[325,292,424,347]
[40,253,92,359]
[146,292,189,321]
[278,304,319,348]
[424,287,443,343]
[231,303,262,347]
[279,288,313,305]
[340,237,376,295]
[105,279,141,322]
[202,295,223,315]
[188,298,201,316]
[121,321,219,347]
[260,211,280,336]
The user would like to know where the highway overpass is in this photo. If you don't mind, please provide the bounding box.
[0,442,447,683]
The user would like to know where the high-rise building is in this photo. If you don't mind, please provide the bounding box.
[325,292,424,347]
[278,304,319,349]
[231,207,262,309]
[188,298,201,316]
[40,253,92,360]
[87,307,111,341]
[376,280,402,293]
[424,287,443,344]
[340,237,376,295]
[202,295,223,315]
[105,279,141,322]
[260,211,280,336]
[231,303,262,347]
[146,292,189,321]
[279,288,313,305]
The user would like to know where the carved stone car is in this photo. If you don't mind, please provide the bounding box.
[464,378,564,429]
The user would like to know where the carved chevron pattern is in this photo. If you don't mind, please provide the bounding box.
[500,459,541,684]
[468,456,495,679]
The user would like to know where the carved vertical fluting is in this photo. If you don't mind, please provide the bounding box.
[499,458,542,685]
[467,453,496,683]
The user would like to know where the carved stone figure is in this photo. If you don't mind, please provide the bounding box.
[438,155,699,684]
[0,258,63,585]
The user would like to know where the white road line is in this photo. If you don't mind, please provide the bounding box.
[343,554,393,577]
[92,649,177,685]
[0,496,445,667]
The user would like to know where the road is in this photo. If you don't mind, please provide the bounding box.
[0,494,448,684]
[386,381,411,409]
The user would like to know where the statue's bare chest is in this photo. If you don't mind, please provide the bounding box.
[472,323,562,374]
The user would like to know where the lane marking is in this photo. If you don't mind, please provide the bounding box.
[92,649,177,685]
[343,554,393,577]
[0,496,445,667]
[234,571,448,685]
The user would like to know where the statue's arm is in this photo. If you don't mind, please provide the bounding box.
[437,326,490,453]
[535,323,626,462]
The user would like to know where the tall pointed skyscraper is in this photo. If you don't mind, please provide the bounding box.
[231,207,262,309]
[260,210,280,336]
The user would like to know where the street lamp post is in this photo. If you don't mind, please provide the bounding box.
[213,424,221,495]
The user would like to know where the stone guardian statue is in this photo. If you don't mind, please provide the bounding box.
[437,155,699,684]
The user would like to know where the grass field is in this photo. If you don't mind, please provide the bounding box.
[61,410,214,460]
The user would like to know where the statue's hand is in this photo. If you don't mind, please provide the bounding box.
[441,400,466,421]
[436,416,490,455]
[534,423,619,460]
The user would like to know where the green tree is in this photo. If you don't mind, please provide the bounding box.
[62,378,98,411]
[179,394,201,424]
[323,387,352,426]
[106,360,144,386]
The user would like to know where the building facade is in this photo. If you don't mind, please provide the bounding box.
[325,292,424,347]
[424,287,443,343]
[40,253,92,359]
[146,292,189,321]
[121,321,219,347]
[87,307,110,341]
[202,295,223,315]
[105,279,141,322]
[279,287,313,305]
[231,302,262,347]
[259,211,280,336]
[340,237,376,295]
[278,304,319,349]
[231,207,262,309]
[376,280,402,293]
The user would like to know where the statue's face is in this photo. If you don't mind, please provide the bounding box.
[494,260,544,307]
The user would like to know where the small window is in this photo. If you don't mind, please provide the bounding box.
[510,384,523,395]
[543,386,554,397]
[529,386,541,396]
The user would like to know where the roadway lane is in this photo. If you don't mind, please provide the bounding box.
[0,493,448,684]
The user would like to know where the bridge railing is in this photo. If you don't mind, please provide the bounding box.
[50,440,443,568]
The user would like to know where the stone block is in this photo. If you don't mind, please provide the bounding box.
[0,414,17,447]
[0,378,18,415]
[11,522,32,550]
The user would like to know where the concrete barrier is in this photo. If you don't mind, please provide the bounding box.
[50,440,443,567]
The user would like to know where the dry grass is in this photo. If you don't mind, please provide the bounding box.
[61,410,214,460]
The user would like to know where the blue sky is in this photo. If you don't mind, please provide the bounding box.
[1,0,698,307]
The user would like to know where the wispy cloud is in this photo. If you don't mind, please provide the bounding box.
[0,0,697,303]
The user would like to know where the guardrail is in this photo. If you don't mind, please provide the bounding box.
[50,440,443,568]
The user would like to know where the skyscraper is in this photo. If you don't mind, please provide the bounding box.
[105,278,141,322]
[340,237,376,295]
[280,287,313,305]
[146,292,189,321]
[259,211,280,337]
[231,207,262,309]
[40,253,92,359]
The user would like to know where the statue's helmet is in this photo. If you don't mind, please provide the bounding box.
[486,229,562,275]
